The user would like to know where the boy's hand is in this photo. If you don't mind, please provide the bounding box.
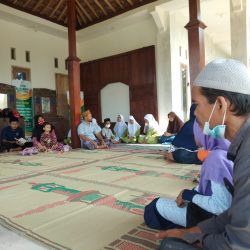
[155,229,187,240]
[176,190,184,207]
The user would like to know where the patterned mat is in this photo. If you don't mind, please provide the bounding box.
[0,147,199,250]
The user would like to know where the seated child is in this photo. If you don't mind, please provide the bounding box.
[39,122,64,152]
[102,118,117,144]
[1,117,32,152]
[113,114,127,142]
[138,114,160,144]
[144,122,233,230]
[121,115,141,143]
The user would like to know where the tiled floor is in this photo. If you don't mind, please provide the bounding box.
[0,225,47,250]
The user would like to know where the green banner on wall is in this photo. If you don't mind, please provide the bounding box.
[12,79,33,133]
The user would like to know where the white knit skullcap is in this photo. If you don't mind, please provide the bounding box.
[193,58,250,95]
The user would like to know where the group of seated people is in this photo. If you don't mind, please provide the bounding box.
[76,102,235,247]
[77,110,163,150]
[144,119,233,232]
[0,113,66,153]
[77,105,202,166]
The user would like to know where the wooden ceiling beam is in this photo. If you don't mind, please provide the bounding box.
[76,12,82,26]
[76,7,87,24]
[115,0,124,9]
[23,0,33,8]
[49,0,64,18]
[126,0,134,6]
[32,0,43,12]
[57,5,67,21]
[94,0,108,16]
[76,0,93,22]
[104,0,116,13]
[40,0,54,14]
[85,0,99,19]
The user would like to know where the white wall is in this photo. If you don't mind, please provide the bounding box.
[78,18,157,62]
[205,33,230,63]
[0,18,68,90]
[101,83,130,122]
[169,11,190,121]
[155,12,173,132]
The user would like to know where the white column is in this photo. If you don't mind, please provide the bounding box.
[230,0,250,67]
[151,9,172,132]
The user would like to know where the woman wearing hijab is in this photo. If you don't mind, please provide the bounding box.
[139,114,160,144]
[32,114,47,151]
[165,104,201,164]
[121,115,141,143]
[113,114,127,142]
[144,121,233,230]
[159,112,184,144]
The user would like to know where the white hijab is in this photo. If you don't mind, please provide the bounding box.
[114,114,127,137]
[128,115,141,137]
[144,114,159,133]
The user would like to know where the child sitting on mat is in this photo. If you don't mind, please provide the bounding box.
[102,118,118,144]
[1,117,33,152]
[39,122,64,152]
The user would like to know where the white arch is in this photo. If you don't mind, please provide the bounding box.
[100,82,130,122]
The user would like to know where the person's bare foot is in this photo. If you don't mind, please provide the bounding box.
[165,152,174,161]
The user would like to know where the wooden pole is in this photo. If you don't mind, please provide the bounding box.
[185,0,206,83]
[67,0,81,148]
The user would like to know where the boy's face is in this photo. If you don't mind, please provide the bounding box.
[129,119,134,124]
[44,124,51,132]
[117,116,121,122]
[105,122,111,128]
[10,121,19,130]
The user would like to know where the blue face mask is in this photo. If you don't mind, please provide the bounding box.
[203,100,227,139]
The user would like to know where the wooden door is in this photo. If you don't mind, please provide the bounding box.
[55,74,69,121]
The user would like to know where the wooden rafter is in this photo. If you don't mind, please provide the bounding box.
[85,0,99,19]
[76,0,93,22]
[76,12,82,26]
[40,0,54,14]
[32,0,44,12]
[76,7,87,24]
[57,5,67,21]
[0,0,157,30]
[23,0,33,8]
[49,0,64,18]
[126,0,134,6]
[94,0,108,16]
[115,0,124,9]
[104,0,116,13]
